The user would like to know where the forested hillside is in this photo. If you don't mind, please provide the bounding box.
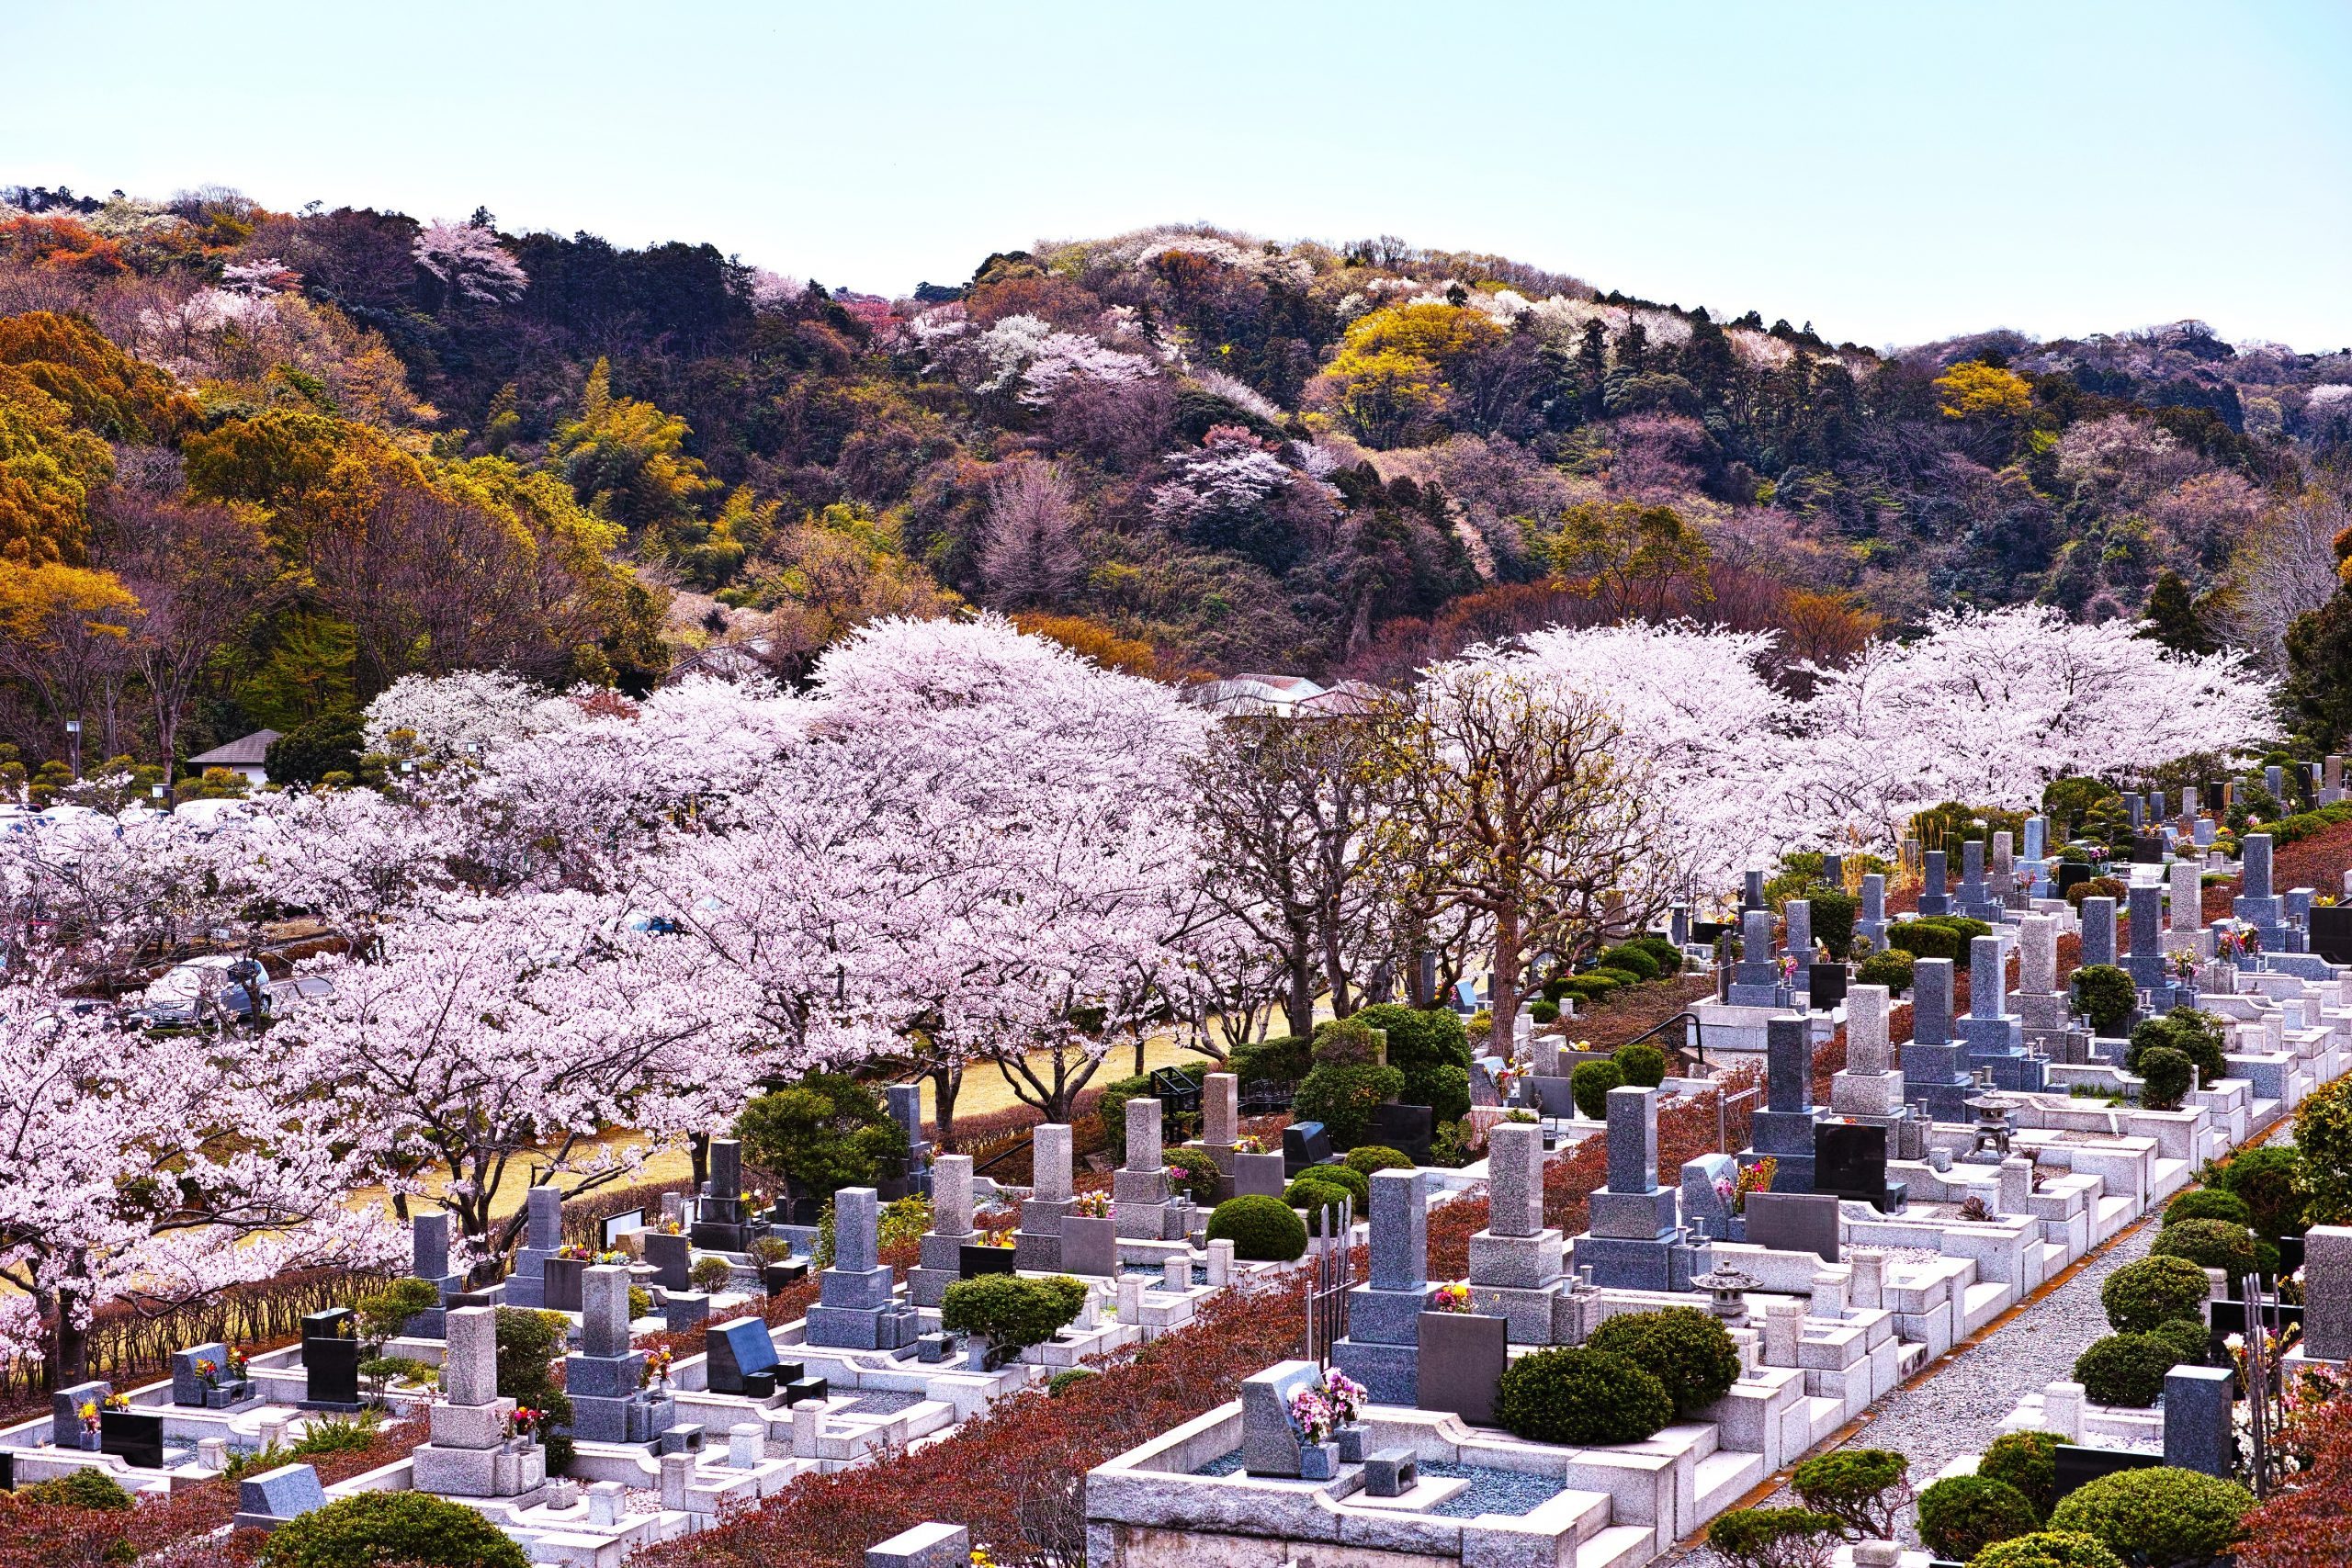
[5,182,2351,779]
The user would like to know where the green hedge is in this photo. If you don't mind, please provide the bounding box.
[2046,1466,2253,1568]
[941,1275,1087,1349]
[2149,1218,2256,1278]
[2072,1333,2179,1407]
[259,1492,529,1568]
[2099,1256,2210,1333]
[2215,1144,2306,1238]
[1204,1195,1306,1261]
[1967,1532,2127,1568]
[1494,1347,1672,1445]
[1585,1307,1740,1418]
[1978,1429,2060,1519]
[1291,1060,1405,1149]
[1917,1474,2041,1562]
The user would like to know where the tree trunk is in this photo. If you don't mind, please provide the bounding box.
[1489,908,1523,1056]
[930,1061,964,1149]
[54,1285,87,1386]
[1284,940,1317,1040]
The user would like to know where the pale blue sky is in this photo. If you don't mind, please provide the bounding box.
[6,1,2349,351]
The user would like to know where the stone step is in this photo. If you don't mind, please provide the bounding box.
[1693,1448,1765,1523]
[1576,1523,1657,1568]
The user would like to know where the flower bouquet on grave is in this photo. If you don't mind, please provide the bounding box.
[594,1248,628,1266]
[101,1393,131,1413]
[1732,1157,1775,1215]
[1286,1384,1340,1475]
[1321,1370,1372,1461]
[506,1405,542,1449]
[2173,950,2198,983]
[1071,1190,1113,1219]
[645,1346,674,1390]
[1777,954,1799,987]
[1234,1134,1265,1155]
[1430,1282,1476,1314]
[553,1243,594,1261]
[196,1358,221,1390]
[984,1226,1015,1247]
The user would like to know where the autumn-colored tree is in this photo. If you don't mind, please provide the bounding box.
[1934,360,2033,423]
[1778,588,1884,668]
[729,503,959,680]
[0,562,140,757]
[0,364,114,565]
[0,310,195,441]
[1012,613,1165,680]
[1312,301,1505,447]
[103,495,279,780]
[1544,500,1713,622]
[551,358,718,544]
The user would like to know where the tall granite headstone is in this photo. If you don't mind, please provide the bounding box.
[908,1154,977,1308]
[1573,1086,1694,1291]
[1330,1169,1434,1402]
[1466,1122,1564,1341]
[1013,1124,1074,1271]
[503,1185,565,1309]
[1902,957,1971,1122]
[806,1187,918,1350]
[1747,1016,1826,1191]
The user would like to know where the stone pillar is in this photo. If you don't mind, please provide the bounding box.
[1466,1123,1563,1341]
[806,1186,917,1351]
[1331,1168,1431,1402]
[2127,883,2166,989]
[2081,896,2118,970]
[2245,833,2274,899]
[2023,815,2047,863]
[2044,1381,2086,1441]
[1014,1125,1075,1272]
[504,1184,565,1309]
[1204,1072,1238,1148]
[2163,1365,2238,1477]
[1747,1017,1823,1192]
[1762,1298,1804,1367]
[1919,850,1950,916]
[1744,869,1766,911]
[1860,874,1887,944]
[1849,1250,1884,1311]
[2172,859,2201,936]
[908,1154,977,1308]
[1115,1099,1172,1238]
[413,1305,542,1497]
[1785,899,1813,963]
[2303,1225,2352,1361]
[1913,958,1954,1046]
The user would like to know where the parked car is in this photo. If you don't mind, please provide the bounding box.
[265,974,336,1011]
[125,955,272,1028]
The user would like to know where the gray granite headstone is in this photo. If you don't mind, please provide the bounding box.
[443,1305,498,1406]
[1125,1097,1163,1172]
[1785,899,1812,961]
[2245,833,2274,900]
[526,1184,562,1250]
[1368,1168,1427,1291]
[1605,1084,1658,1193]
[2081,897,2117,969]
[1767,1015,1816,1113]
[2018,915,2058,996]
[1847,984,1891,1074]
[1912,957,1954,1046]
[1239,1359,1324,1477]
[582,1264,632,1359]
[2171,860,2201,934]
[171,1341,232,1405]
[236,1462,326,1525]
[1032,1124,1073,1202]
[1204,1073,1238,1146]
[834,1187,880,1274]
[1487,1122,1544,1237]
[2303,1225,2352,1360]
[1743,908,1774,962]
[1969,935,2007,1017]
[413,1212,452,1281]
[1681,1154,1737,1239]
[2163,1365,2237,1478]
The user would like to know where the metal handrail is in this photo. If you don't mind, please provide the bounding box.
[1621,1010,1709,1074]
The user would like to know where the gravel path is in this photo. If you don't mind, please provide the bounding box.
[1664,1113,2298,1564]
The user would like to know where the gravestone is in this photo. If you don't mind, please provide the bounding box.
[298,1307,360,1411]
[1957,839,2002,920]
[1806,964,1849,1011]
[2020,816,2049,896]
[2171,859,2201,937]
[232,1462,327,1533]
[643,1229,692,1292]
[1745,1190,1841,1262]
[707,1316,785,1397]
[868,1523,974,1568]
[1744,869,1767,912]
[1573,1085,1696,1291]
[1815,1122,1900,1210]
[1785,899,1814,964]
[1903,958,1971,1122]
[51,1381,107,1450]
[171,1341,250,1408]
[692,1137,753,1250]
[1200,1072,1240,1186]
[1013,1124,1075,1271]
[1233,1150,1288,1198]
[1366,1101,1433,1165]
[1859,873,1888,947]
[1114,1098,1174,1239]
[885,1084,931,1201]
[1917,849,1951,917]
[1240,1360,1331,1477]
[1465,1122,1564,1341]
[568,1264,671,1443]
[807,1187,918,1350]
[408,1212,463,1336]
[1831,984,1923,1156]
[2163,1366,2237,1478]
[909,1153,977,1308]
[1747,1016,1826,1191]
[1283,1121,1333,1176]
[1960,934,2041,1089]
[503,1185,565,1309]
[2080,896,2117,971]
[2236,833,2302,953]
[2303,1225,2352,1361]
[1728,908,1783,1005]
[1681,1153,1739,1241]
[1331,1168,1434,1403]
[413,1305,545,1497]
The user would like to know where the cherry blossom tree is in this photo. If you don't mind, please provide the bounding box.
[0,968,400,1381]
[412,219,528,309]
[282,891,763,1248]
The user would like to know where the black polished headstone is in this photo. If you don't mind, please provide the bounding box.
[1805,964,1849,1010]
[2054,863,2090,897]
[1366,1102,1434,1165]
[98,1410,164,1470]
[2052,1444,2162,1504]
[1283,1121,1333,1176]
[1815,1122,1887,1203]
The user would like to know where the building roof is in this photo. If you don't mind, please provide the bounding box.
[187,729,280,767]
[1182,673,1390,717]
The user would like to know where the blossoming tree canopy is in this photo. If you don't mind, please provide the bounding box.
[0,975,401,1379]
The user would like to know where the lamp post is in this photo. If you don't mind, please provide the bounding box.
[64,717,81,780]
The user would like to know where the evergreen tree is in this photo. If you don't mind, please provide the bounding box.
[2141,570,2218,656]
[2284,587,2352,749]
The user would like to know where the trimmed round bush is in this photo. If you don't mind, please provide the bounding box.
[1586,1306,1742,1417]
[1205,1194,1306,1261]
[2136,1046,2192,1111]
[1344,1145,1415,1176]
[1634,935,1684,975]
[2127,1012,2228,1091]
[1530,999,1560,1024]
[1495,1347,1672,1446]
[1310,1015,1385,1066]
[2046,1466,2253,1568]
[2162,1190,2250,1230]
[1789,1448,1912,1540]
[1967,1531,2127,1568]
[1889,919,1962,960]
[1164,1146,1222,1205]
[1046,1368,1098,1398]
[1592,966,1644,988]
[1571,1059,1624,1120]
[941,1274,1088,1349]
[2070,964,2137,1034]
[1542,976,1571,1003]
[19,1468,133,1510]
[1351,1003,1474,1122]
[1285,1163,1370,1211]
[1977,1429,2059,1519]
[2069,875,2130,911]
[2298,1074,2352,1227]
[1856,949,1915,995]
[2100,1256,2210,1333]
[2216,1143,2306,1238]
[1613,1042,1668,1089]
[2148,1316,2211,1369]
[1600,944,1661,981]
[2150,1218,2256,1279]
[2073,1333,2178,1408]
[1566,974,1621,1001]
[1705,1507,1845,1568]
[1917,1474,2041,1562]
[1292,1060,1406,1149]
[690,1255,735,1293]
[259,1490,530,1568]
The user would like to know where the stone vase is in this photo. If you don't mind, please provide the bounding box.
[1336,1425,1367,1463]
[1297,1440,1340,1480]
